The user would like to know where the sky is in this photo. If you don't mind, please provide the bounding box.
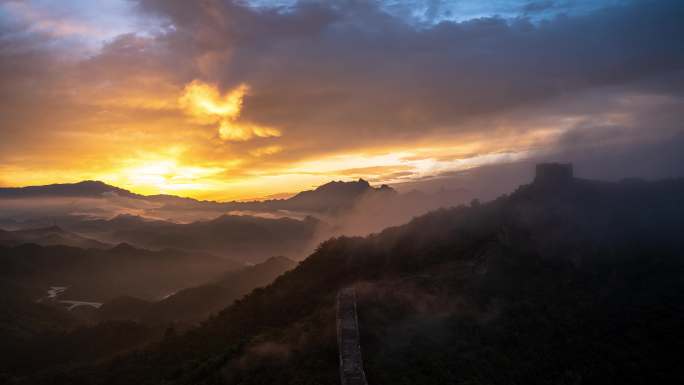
[0,0,683,200]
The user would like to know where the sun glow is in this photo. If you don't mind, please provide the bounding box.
[100,158,226,196]
[179,80,281,141]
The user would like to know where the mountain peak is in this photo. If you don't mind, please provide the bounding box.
[281,178,396,212]
[314,179,371,193]
[75,180,109,186]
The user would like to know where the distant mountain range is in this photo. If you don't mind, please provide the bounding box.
[61,213,321,263]
[0,179,403,262]
[0,178,397,214]
[0,178,472,262]
[0,180,139,199]
[0,225,110,249]
[0,242,242,302]
[98,256,297,325]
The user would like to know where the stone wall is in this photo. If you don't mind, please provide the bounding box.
[337,287,368,385]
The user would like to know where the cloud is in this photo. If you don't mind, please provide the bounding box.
[522,1,555,13]
[0,0,683,199]
[134,0,684,146]
[179,80,281,141]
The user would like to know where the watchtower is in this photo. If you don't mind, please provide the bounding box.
[534,163,573,185]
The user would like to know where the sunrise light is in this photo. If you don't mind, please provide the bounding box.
[179,80,281,141]
[98,158,226,196]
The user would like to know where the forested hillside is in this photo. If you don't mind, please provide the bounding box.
[10,176,684,384]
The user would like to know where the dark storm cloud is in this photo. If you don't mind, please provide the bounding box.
[134,0,684,152]
[5,0,684,148]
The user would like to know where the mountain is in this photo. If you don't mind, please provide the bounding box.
[65,214,321,263]
[0,243,243,302]
[275,179,396,212]
[215,255,296,292]
[9,167,683,384]
[144,179,396,214]
[0,225,111,249]
[0,180,403,252]
[0,179,464,248]
[0,256,296,379]
[0,180,138,199]
[0,178,394,213]
[0,277,161,379]
[99,256,297,325]
[0,179,396,263]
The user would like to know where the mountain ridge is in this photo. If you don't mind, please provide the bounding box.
[98,256,297,325]
[0,178,394,206]
[0,225,111,249]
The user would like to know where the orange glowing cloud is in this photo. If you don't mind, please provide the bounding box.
[179,80,281,141]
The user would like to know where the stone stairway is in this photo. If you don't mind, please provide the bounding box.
[336,287,368,385]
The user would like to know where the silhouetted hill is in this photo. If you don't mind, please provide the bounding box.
[98,256,297,325]
[144,179,396,214]
[96,296,153,322]
[1,317,159,379]
[8,173,684,384]
[0,180,138,198]
[0,178,400,220]
[0,243,242,302]
[217,255,296,288]
[278,179,395,212]
[0,226,110,249]
[0,281,78,338]
[66,214,320,263]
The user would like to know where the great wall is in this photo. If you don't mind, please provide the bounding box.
[336,287,369,385]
